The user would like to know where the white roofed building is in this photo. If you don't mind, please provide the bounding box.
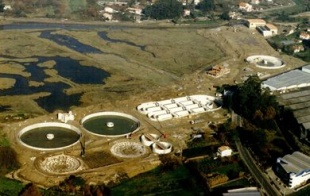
[223,187,261,196]
[262,66,310,91]
[299,32,310,40]
[265,23,278,35]
[3,5,12,10]
[246,19,266,29]
[302,65,310,73]
[275,151,310,188]
[239,2,253,12]
[217,146,232,157]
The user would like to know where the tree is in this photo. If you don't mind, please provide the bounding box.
[232,75,262,118]
[232,75,279,120]
[220,11,230,21]
[196,0,215,13]
[0,0,4,13]
[19,183,42,196]
[142,0,183,20]
[0,146,19,174]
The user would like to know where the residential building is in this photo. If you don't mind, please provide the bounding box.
[251,0,260,4]
[299,32,310,40]
[275,151,310,188]
[265,23,278,35]
[183,9,191,17]
[3,5,12,10]
[246,19,266,28]
[292,45,305,53]
[217,146,232,157]
[239,2,253,12]
[126,7,142,15]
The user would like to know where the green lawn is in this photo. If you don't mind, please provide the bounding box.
[111,166,205,195]
[0,137,9,147]
[215,162,243,176]
[68,0,87,12]
[0,177,24,196]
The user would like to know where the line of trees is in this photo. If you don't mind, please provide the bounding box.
[231,75,279,122]
[143,0,183,20]
[142,0,217,20]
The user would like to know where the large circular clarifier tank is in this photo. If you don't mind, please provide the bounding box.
[18,122,81,151]
[81,112,140,137]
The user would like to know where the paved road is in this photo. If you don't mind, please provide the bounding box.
[236,140,279,196]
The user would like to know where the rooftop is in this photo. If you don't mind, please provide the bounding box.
[278,88,310,130]
[218,146,231,151]
[303,64,310,70]
[278,151,310,176]
[247,19,266,23]
[266,23,277,30]
[223,187,261,196]
[262,69,310,90]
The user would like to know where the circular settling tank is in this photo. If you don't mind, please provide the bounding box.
[18,122,81,151]
[36,154,84,175]
[110,141,147,158]
[81,112,140,137]
[246,55,285,69]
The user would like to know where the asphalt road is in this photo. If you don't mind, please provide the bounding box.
[236,139,279,196]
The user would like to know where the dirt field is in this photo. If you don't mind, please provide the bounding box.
[0,20,307,188]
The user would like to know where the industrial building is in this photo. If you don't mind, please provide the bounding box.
[275,151,310,188]
[262,65,310,91]
[277,87,310,141]
[223,187,261,196]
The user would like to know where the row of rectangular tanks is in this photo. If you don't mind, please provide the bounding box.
[137,95,220,121]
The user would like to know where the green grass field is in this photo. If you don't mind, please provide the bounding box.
[0,177,24,196]
[111,166,205,195]
[68,0,87,12]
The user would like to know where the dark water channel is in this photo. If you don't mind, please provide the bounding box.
[40,31,103,54]
[0,56,110,112]
[98,31,146,51]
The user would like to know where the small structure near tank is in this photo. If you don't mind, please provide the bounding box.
[152,142,172,155]
[140,133,160,146]
[140,133,172,154]
[57,111,75,123]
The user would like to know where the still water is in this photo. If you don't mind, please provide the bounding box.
[0,56,110,112]
[20,127,80,148]
[83,115,139,136]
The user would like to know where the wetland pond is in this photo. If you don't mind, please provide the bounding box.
[0,22,150,113]
[0,56,110,112]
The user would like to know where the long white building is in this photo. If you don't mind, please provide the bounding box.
[275,151,310,188]
[262,65,310,91]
